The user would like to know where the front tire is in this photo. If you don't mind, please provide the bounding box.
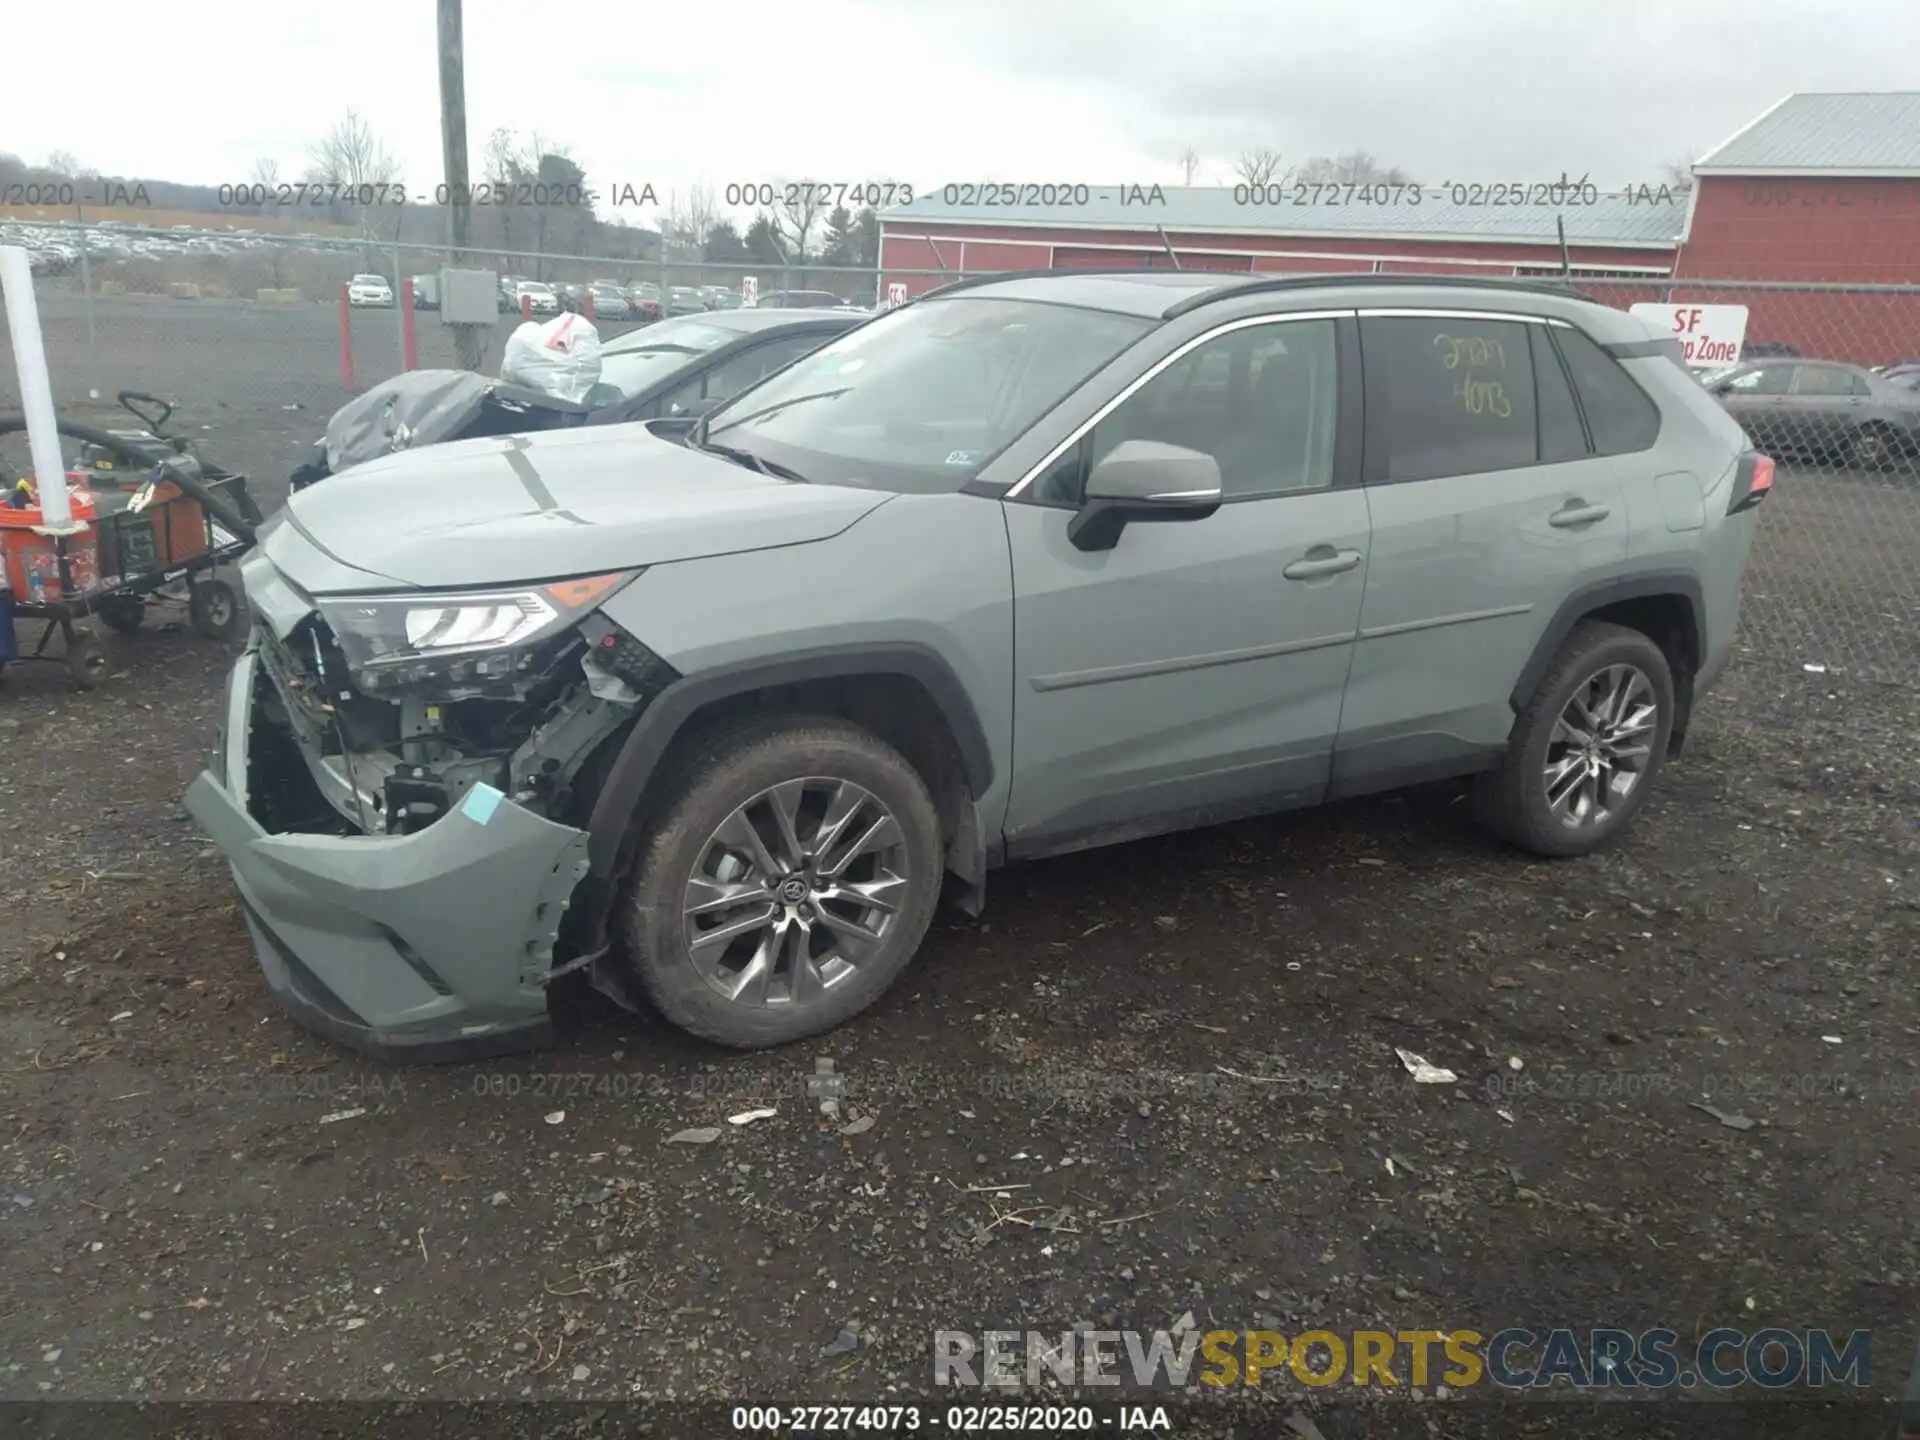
[620,716,945,1049]
[1476,621,1675,858]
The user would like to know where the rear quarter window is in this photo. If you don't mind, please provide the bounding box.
[1555,328,1661,455]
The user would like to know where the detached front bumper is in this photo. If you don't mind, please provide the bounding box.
[183,645,592,1062]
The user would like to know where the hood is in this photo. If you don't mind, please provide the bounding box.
[271,423,891,592]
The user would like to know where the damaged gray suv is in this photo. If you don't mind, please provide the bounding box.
[185,271,1771,1059]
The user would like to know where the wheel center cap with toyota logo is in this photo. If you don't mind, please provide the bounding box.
[779,877,810,903]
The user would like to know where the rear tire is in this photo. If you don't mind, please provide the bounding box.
[620,716,944,1049]
[189,578,243,641]
[94,594,146,634]
[1475,621,1674,858]
[1847,423,1894,471]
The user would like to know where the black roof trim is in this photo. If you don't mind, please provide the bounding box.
[1159,273,1595,318]
[899,267,1596,318]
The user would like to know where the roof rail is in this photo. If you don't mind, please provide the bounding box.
[896,267,1597,316]
[909,267,1126,301]
[1159,272,1595,318]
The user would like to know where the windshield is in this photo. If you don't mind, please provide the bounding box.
[353,275,385,285]
[701,296,1153,492]
[521,282,553,294]
[596,317,740,398]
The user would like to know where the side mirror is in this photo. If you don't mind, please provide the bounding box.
[1067,440,1223,552]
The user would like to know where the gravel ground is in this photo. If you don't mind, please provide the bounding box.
[2,286,1918,1437]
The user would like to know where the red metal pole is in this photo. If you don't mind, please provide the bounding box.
[521,294,532,321]
[338,283,355,390]
[400,278,419,371]
[582,290,594,322]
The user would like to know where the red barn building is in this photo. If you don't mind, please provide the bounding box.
[875,91,1920,364]
[1676,92,1920,363]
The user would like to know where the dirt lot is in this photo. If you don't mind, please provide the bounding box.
[1,290,1918,1437]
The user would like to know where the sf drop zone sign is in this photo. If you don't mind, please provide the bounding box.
[1629,303,1750,367]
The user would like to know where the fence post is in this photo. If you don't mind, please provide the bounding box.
[400,278,419,370]
[392,242,407,373]
[74,223,101,399]
[338,283,356,390]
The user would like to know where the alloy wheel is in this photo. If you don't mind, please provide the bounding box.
[1542,664,1660,829]
[680,777,909,1008]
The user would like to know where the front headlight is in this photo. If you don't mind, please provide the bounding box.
[317,570,637,693]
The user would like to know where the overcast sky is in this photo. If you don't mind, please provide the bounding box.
[8,0,1918,226]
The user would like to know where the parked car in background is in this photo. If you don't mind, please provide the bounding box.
[410,275,440,310]
[289,308,863,492]
[665,286,709,317]
[587,281,634,320]
[347,274,394,308]
[698,285,742,311]
[754,288,857,310]
[513,280,562,316]
[629,282,663,323]
[557,282,587,312]
[199,273,1768,1059]
[1742,341,1800,359]
[584,308,862,422]
[1707,357,1920,469]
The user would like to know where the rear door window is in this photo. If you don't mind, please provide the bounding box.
[1530,326,1589,463]
[1361,316,1540,481]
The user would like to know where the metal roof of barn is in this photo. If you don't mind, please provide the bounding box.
[1693,92,1920,176]
[879,185,1686,248]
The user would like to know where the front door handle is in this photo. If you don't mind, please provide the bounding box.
[1550,501,1611,528]
[1282,547,1363,580]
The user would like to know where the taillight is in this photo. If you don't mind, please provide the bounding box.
[1728,452,1774,514]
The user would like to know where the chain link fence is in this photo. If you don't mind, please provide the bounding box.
[3,221,1917,687]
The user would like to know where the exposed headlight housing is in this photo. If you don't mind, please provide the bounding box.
[318,570,637,694]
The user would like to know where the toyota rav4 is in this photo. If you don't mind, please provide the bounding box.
[184,271,1772,1059]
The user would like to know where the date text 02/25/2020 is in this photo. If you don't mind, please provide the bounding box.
[728,1403,1175,1432]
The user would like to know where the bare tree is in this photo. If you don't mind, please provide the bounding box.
[309,109,404,251]
[769,181,828,262]
[308,109,400,190]
[249,157,282,188]
[482,127,529,254]
[1178,147,1202,186]
[1661,158,1694,190]
[45,149,80,177]
[663,185,718,255]
[1295,151,1415,186]
[1233,148,1287,188]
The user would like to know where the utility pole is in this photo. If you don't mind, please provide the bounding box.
[437,0,486,370]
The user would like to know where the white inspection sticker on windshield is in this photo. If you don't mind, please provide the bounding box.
[462,783,504,825]
[944,450,982,465]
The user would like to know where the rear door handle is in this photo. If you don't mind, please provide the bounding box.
[1282,547,1363,580]
[1549,502,1611,528]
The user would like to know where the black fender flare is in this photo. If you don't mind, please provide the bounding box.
[584,642,996,877]
[1509,571,1706,714]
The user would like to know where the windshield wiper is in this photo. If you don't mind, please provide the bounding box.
[704,387,851,440]
[697,438,809,483]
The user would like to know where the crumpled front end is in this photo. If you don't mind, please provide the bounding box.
[184,549,675,1060]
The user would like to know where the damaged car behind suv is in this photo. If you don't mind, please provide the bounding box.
[186,270,1768,1061]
